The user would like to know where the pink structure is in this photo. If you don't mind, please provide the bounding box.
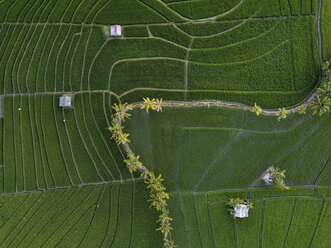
[110,25,122,36]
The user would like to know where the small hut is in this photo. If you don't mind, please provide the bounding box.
[59,96,72,108]
[234,204,249,218]
[262,172,273,186]
[110,25,121,36]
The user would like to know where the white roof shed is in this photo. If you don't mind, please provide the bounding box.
[110,25,121,36]
[234,204,249,218]
[59,96,72,107]
[262,172,273,186]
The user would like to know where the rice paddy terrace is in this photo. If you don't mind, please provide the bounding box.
[0,0,330,247]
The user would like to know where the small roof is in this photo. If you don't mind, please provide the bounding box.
[110,25,121,36]
[59,96,72,107]
[262,172,273,186]
[234,204,249,218]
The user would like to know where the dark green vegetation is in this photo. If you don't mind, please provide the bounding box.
[167,188,331,248]
[322,0,331,59]
[0,183,162,247]
[0,0,326,108]
[126,107,331,192]
[126,106,331,246]
[0,0,330,247]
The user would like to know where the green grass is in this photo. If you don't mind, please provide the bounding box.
[123,25,149,37]
[126,107,331,192]
[149,24,191,48]
[168,189,330,247]
[322,0,331,60]
[0,182,160,247]
[2,93,130,192]
[167,0,241,20]
[0,0,330,247]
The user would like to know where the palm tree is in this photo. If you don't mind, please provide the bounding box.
[310,95,330,116]
[116,131,130,145]
[112,103,133,122]
[157,210,173,238]
[317,81,331,100]
[252,103,262,116]
[298,106,307,115]
[163,238,175,248]
[277,108,287,121]
[155,98,163,112]
[124,151,142,173]
[107,121,123,139]
[141,97,158,113]
[270,166,289,190]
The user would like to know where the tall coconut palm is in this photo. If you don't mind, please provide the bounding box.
[298,106,307,115]
[164,238,175,248]
[116,131,130,145]
[311,95,330,116]
[270,166,289,190]
[277,108,287,121]
[108,121,123,139]
[141,97,157,113]
[155,98,163,112]
[252,103,262,116]
[112,103,133,122]
[124,151,142,173]
[317,81,331,100]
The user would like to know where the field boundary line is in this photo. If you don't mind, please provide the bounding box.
[61,107,83,185]
[174,131,190,248]
[192,193,203,248]
[39,94,56,187]
[167,0,244,22]
[0,14,317,28]
[101,93,123,179]
[18,96,26,191]
[0,193,30,230]
[35,186,95,248]
[108,57,187,92]
[193,131,241,191]
[0,191,43,246]
[188,17,282,50]
[184,38,193,91]
[206,194,216,248]
[316,0,322,62]
[56,187,105,248]
[313,153,331,184]
[308,198,325,247]
[5,191,54,248]
[71,93,105,182]
[99,184,113,247]
[51,95,74,186]
[17,0,44,93]
[82,94,115,179]
[76,27,112,181]
[282,198,297,248]
[259,200,266,248]
[16,189,72,247]
[109,184,121,248]
[27,96,39,190]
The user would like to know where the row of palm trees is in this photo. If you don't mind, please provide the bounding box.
[252,60,331,119]
[108,99,175,248]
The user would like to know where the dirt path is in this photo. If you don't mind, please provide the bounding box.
[132,93,318,116]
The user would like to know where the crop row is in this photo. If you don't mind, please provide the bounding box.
[0,0,165,25]
[2,93,128,193]
[0,182,161,247]
[167,0,316,21]
[168,190,331,247]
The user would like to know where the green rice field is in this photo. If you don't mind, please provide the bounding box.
[0,0,330,247]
